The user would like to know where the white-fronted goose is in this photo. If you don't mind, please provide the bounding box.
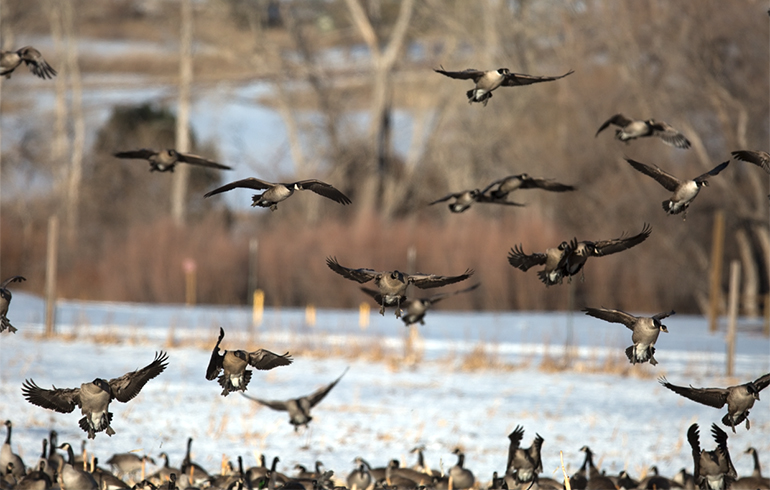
[0,276,25,334]
[688,423,737,490]
[434,67,574,106]
[327,256,474,317]
[505,426,543,484]
[241,368,348,431]
[204,177,351,211]
[429,189,525,213]
[582,307,674,365]
[58,443,98,490]
[625,158,729,219]
[22,351,169,439]
[206,327,293,396]
[449,449,474,490]
[508,241,571,286]
[0,47,56,79]
[732,150,770,174]
[660,373,770,431]
[480,174,576,200]
[596,114,691,149]
[114,149,231,172]
[360,283,480,326]
[0,421,24,478]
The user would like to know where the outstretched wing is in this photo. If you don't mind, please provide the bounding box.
[19,46,57,79]
[359,287,385,304]
[109,351,169,403]
[592,223,652,257]
[582,307,637,330]
[518,177,576,192]
[429,191,464,205]
[425,283,481,305]
[306,368,349,408]
[711,424,737,478]
[687,424,701,481]
[732,150,770,174]
[203,178,274,198]
[658,376,729,409]
[408,269,474,289]
[247,350,293,370]
[693,161,729,183]
[475,194,527,206]
[625,158,682,191]
[205,327,226,381]
[295,179,352,205]
[0,275,25,289]
[508,245,547,271]
[114,149,158,160]
[649,121,691,149]
[501,69,574,87]
[326,257,379,284]
[177,152,232,170]
[506,426,524,471]
[433,67,485,82]
[241,393,289,412]
[21,379,80,413]
[596,114,633,137]
[753,372,770,392]
[652,310,676,321]
[530,433,544,474]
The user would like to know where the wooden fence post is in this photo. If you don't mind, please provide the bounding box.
[726,260,740,377]
[709,210,725,332]
[45,216,59,337]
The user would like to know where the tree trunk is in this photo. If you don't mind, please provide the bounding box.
[171,0,193,226]
[64,0,84,247]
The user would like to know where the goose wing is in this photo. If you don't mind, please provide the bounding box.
[424,283,481,305]
[711,424,737,478]
[501,69,574,87]
[592,223,652,257]
[18,47,57,79]
[294,179,351,205]
[693,161,729,183]
[474,194,527,206]
[752,372,770,392]
[21,379,80,413]
[687,424,701,481]
[407,269,474,289]
[658,377,729,408]
[109,351,169,403]
[518,176,576,192]
[359,287,384,304]
[433,67,486,82]
[0,275,25,289]
[652,310,676,321]
[204,177,275,198]
[506,426,524,471]
[176,152,232,170]
[326,257,380,284]
[625,158,682,191]
[114,149,158,160]
[508,245,548,271]
[240,393,289,412]
[649,121,691,149]
[247,350,293,370]
[305,368,349,408]
[731,150,770,173]
[429,191,465,205]
[582,307,638,330]
[205,327,226,380]
[596,114,634,136]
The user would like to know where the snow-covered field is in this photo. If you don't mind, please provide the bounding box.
[1,292,769,484]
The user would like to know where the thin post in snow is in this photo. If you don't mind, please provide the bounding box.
[726,260,740,377]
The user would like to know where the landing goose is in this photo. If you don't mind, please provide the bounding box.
[429,188,525,213]
[0,276,25,334]
[596,114,691,149]
[505,426,543,484]
[435,67,573,106]
[688,423,737,490]
[204,177,350,211]
[582,307,674,365]
[360,283,480,326]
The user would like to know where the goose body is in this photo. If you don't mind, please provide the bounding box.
[0,276,25,334]
[583,307,674,365]
[435,67,573,106]
[0,47,56,79]
[204,177,350,211]
[114,148,231,172]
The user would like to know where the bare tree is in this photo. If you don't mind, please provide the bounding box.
[171,0,194,226]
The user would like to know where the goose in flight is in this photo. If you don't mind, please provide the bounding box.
[434,67,573,106]
[205,177,351,211]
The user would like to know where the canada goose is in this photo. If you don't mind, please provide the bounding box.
[734,448,770,489]
[505,426,543,484]
[347,463,372,490]
[732,150,770,174]
[327,256,474,317]
[385,460,419,488]
[659,373,770,431]
[688,423,737,490]
[625,158,730,219]
[673,468,697,490]
[107,452,157,478]
[157,473,177,490]
[148,453,180,484]
[429,189,525,213]
[180,437,210,484]
[204,177,351,211]
[46,431,64,479]
[614,470,639,490]
[0,276,25,334]
[354,457,386,482]
[241,368,348,431]
[480,174,576,200]
[22,351,169,438]
[434,67,574,106]
[206,327,293,396]
[33,438,54,481]
[449,449,474,490]
[58,443,98,490]
[90,457,131,489]
[15,460,52,490]
[582,307,675,365]
[577,447,616,490]
[361,283,480,326]
[596,114,691,149]
[508,241,571,286]
[114,149,231,172]
[635,466,678,490]
[0,421,24,479]
[0,47,56,79]
[245,454,268,483]
[410,446,440,477]
[555,223,653,283]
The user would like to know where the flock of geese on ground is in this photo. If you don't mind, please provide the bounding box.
[2,33,770,490]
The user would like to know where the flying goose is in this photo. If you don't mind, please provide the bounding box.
[429,189,525,213]
[360,283,480,326]
[204,177,351,211]
[0,276,25,334]
[625,158,730,219]
[508,241,571,286]
[327,256,475,317]
[241,368,348,431]
[434,67,574,106]
[688,423,737,490]
[58,443,99,490]
[596,114,691,149]
[21,351,169,439]
[480,174,576,200]
[114,149,231,172]
[505,426,543,484]
[0,421,24,479]
[555,223,653,282]
[206,327,293,396]
[731,150,770,174]
[582,307,675,366]
[448,449,475,490]
[0,47,56,79]
[659,373,770,431]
